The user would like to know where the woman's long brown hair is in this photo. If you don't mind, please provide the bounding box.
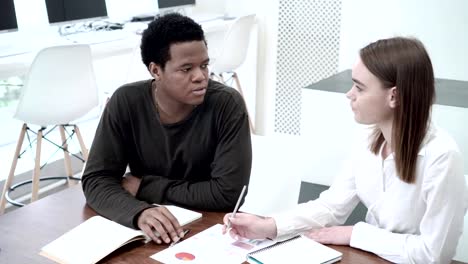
[360,37,435,183]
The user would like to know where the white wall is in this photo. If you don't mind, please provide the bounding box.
[337,0,468,176]
[105,0,157,20]
[192,0,225,14]
[223,0,468,134]
[338,0,468,81]
[225,0,279,135]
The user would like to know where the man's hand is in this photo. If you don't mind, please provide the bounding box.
[137,207,185,244]
[305,225,354,245]
[122,173,141,196]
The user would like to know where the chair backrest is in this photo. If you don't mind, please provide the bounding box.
[210,14,256,73]
[14,44,98,127]
[125,42,151,84]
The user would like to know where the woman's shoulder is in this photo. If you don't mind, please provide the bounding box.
[421,124,461,158]
[420,124,466,194]
[420,124,464,181]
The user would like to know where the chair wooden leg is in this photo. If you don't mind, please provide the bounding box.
[31,128,43,202]
[219,73,225,83]
[209,72,217,81]
[74,125,88,161]
[0,124,27,214]
[232,72,255,133]
[210,72,225,83]
[59,125,73,186]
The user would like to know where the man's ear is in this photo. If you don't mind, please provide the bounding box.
[149,62,162,81]
[389,86,398,108]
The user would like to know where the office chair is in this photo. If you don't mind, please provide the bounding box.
[209,14,256,133]
[125,42,151,84]
[0,44,99,214]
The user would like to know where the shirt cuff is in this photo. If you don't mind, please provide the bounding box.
[350,221,369,249]
[272,212,314,242]
[273,212,296,240]
[350,221,407,258]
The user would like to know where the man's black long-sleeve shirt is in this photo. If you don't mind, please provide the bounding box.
[82,79,252,228]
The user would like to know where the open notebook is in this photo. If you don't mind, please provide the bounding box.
[247,235,342,264]
[151,224,276,264]
[40,205,202,264]
[163,205,203,226]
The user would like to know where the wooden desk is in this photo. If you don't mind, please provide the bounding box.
[0,185,464,263]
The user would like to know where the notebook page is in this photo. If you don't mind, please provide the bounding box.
[165,205,202,226]
[40,216,145,264]
[248,236,342,264]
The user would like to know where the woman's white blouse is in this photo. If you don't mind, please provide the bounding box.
[273,126,468,263]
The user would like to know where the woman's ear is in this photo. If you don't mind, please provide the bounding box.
[389,86,398,108]
[149,62,161,81]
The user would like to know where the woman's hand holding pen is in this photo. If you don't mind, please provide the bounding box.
[222,213,277,240]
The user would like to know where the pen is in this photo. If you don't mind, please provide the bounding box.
[226,185,247,230]
[169,229,190,247]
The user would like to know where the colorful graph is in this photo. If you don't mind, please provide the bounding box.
[231,240,254,250]
[175,252,196,261]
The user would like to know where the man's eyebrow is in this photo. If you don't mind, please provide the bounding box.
[178,59,210,67]
[173,61,194,69]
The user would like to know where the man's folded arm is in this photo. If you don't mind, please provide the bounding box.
[82,169,154,228]
[81,96,152,228]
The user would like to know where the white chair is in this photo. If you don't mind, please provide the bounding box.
[124,42,151,84]
[0,44,98,214]
[240,134,304,216]
[209,14,256,133]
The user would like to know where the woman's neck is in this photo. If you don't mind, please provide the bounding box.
[379,120,393,159]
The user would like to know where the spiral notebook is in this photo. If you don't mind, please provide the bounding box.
[247,235,342,264]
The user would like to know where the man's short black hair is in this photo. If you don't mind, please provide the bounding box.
[140,13,206,69]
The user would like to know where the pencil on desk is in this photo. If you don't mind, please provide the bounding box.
[169,229,190,247]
